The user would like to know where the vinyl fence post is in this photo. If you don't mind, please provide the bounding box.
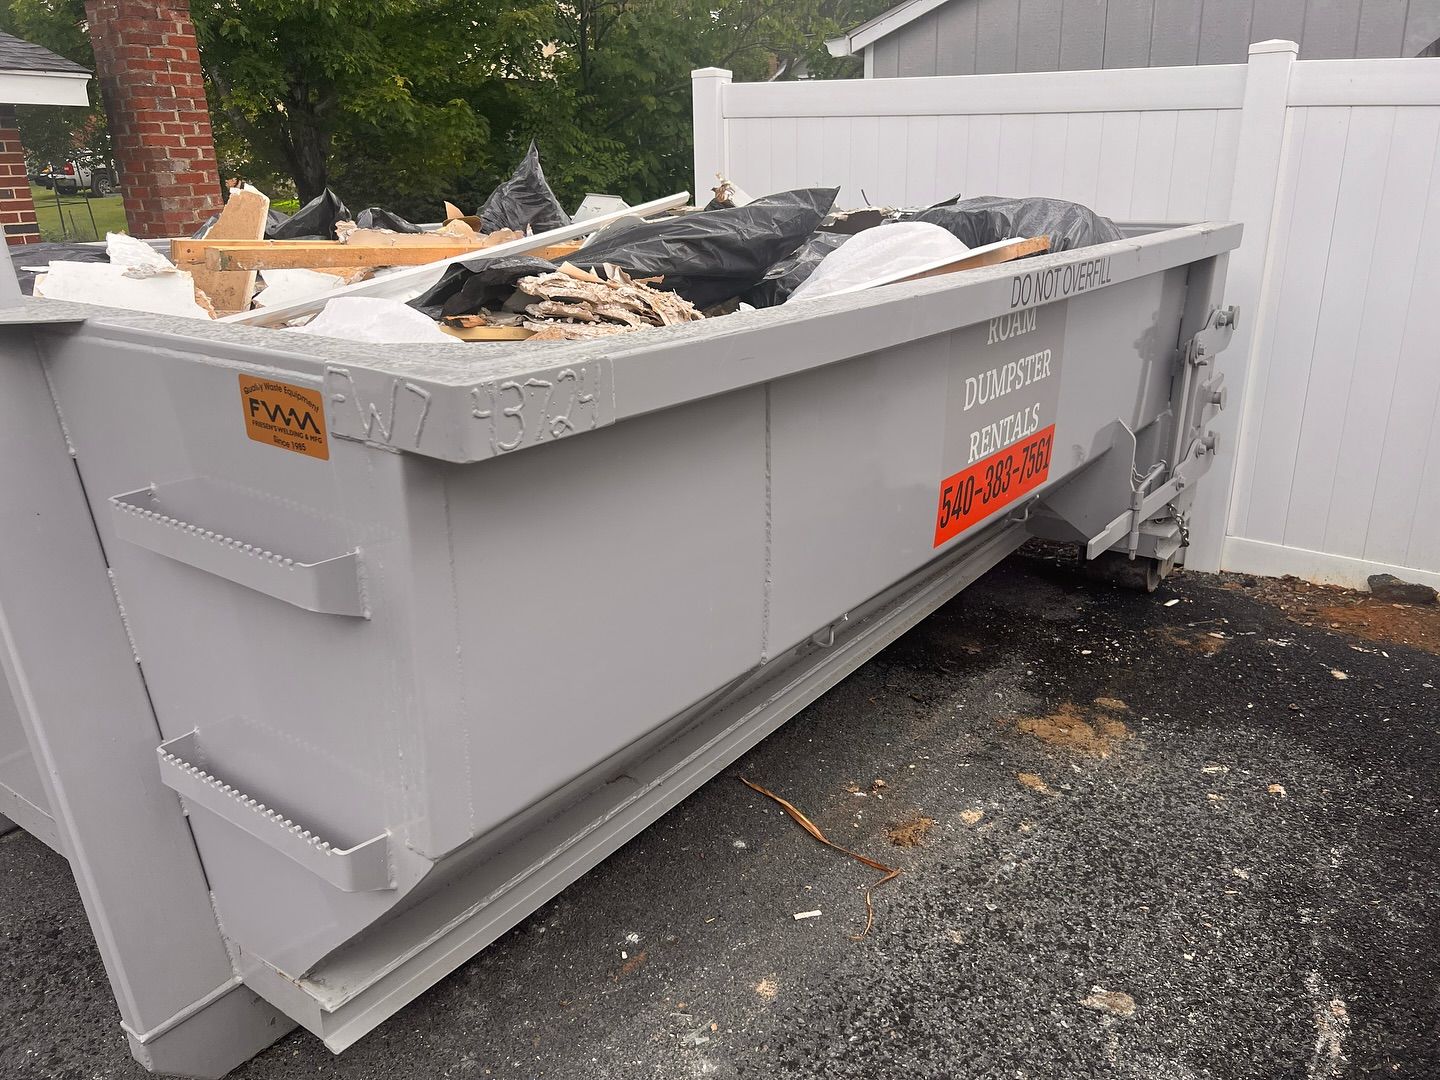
[692,67,733,206]
[1183,39,1297,573]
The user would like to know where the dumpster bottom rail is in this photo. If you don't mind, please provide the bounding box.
[240,520,1031,1052]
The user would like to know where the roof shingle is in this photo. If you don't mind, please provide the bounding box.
[0,31,89,75]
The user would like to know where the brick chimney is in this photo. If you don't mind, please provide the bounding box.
[0,107,39,245]
[84,0,223,238]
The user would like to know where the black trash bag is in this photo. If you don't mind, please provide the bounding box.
[355,207,424,233]
[570,187,839,310]
[478,142,570,234]
[408,255,559,320]
[911,195,1123,253]
[16,241,111,295]
[742,231,850,308]
[268,188,351,240]
[192,205,293,239]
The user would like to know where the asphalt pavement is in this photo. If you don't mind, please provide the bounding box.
[3,548,1438,1079]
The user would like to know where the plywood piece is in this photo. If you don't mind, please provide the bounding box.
[190,189,269,313]
[530,239,585,261]
[438,324,535,341]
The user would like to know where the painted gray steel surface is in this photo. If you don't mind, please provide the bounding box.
[0,220,1239,1075]
[869,0,1440,76]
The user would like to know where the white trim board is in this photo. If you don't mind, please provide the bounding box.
[723,64,1247,118]
[826,0,953,56]
[1287,58,1440,107]
[0,70,89,107]
[1221,536,1440,592]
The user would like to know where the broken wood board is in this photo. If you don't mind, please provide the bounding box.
[530,239,585,262]
[189,188,269,313]
[182,240,513,272]
[896,236,1050,283]
[224,190,690,328]
[438,324,534,341]
[819,236,1051,299]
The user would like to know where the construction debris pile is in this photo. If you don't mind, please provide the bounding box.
[437,263,702,341]
[25,141,1128,348]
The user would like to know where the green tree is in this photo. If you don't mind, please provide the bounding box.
[1,0,891,217]
[193,0,555,204]
[463,0,888,211]
[0,0,109,169]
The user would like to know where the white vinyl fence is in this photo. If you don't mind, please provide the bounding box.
[692,44,1440,589]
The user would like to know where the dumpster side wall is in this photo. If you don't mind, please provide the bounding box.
[436,389,771,849]
[34,262,1201,978]
[37,337,425,975]
[697,48,1440,589]
[1,218,1237,1056]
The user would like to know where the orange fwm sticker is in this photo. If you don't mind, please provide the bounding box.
[934,425,1055,546]
[239,375,329,460]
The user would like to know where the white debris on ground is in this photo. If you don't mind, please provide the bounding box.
[1081,988,1137,1017]
[33,232,214,319]
[1304,971,1350,1080]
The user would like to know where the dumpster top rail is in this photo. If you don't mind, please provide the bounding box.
[8,221,1240,464]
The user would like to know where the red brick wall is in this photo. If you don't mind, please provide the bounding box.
[84,0,223,238]
[0,107,39,246]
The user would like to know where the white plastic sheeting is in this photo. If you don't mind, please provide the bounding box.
[787,222,967,302]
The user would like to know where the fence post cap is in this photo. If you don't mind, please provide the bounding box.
[1248,39,1299,56]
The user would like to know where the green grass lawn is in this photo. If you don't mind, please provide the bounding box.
[30,184,128,242]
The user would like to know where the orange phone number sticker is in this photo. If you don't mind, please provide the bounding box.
[934,424,1055,547]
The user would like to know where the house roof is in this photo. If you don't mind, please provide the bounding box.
[826,0,956,57]
[0,31,89,75]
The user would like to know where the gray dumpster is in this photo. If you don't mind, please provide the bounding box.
[0,219,1240,1077]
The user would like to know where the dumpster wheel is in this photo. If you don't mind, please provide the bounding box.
[1085,551,1174,593]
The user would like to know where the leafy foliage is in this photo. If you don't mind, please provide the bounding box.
[0,0,108,167]
[0,0,890,217]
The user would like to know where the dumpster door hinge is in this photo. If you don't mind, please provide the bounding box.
[1185,305,1238,366]
[1085,304,1238,562]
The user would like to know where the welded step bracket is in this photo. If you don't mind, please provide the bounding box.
[157,730,394,893]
